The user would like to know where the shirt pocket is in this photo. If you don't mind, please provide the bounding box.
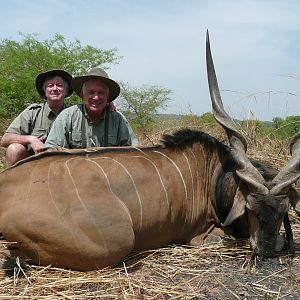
[107,134,118,146]
[70,131,83,148]
[31,128,48,139]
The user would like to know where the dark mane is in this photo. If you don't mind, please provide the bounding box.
[251,159,279,181]
[160,128,226,150]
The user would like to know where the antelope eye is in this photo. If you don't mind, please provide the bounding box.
[246,194,257,209]
[278,198,289,213]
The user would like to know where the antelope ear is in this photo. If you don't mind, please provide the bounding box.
[236,170,269,195]
[222,185,246,227]
[288,187,300,216]
[271,173,300,195]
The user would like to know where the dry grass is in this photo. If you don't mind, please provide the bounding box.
[1,221,300,299]
[1,122,300,299]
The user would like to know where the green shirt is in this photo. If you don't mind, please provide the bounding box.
[6,102,61,139]
[44,104,132,149]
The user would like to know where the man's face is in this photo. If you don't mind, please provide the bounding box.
[44,76,67,103]
[82,79,109,117]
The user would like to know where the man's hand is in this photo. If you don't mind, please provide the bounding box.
[39,135,47,143]
[30,136,46,154]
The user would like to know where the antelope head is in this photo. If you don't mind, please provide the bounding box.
[206,30,300,258]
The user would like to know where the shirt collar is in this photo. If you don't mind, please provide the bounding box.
[82,104,106,125]
[45,102,66,118]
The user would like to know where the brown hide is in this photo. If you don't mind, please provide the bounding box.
[0,136,221,271]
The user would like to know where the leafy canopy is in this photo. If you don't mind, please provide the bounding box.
[0,33,174,140]
[271,116,300,138]
[0,33,120,117]
[118,82,172,136]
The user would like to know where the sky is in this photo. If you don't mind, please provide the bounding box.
[1,0,300,121]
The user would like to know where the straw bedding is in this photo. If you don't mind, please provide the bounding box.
[1,127,300,299]
[0,221,300,299]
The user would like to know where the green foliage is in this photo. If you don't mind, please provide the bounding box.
[240,119,264,129]
[0,33,120,117]
[234,116,300,141]
[118,82,172,135]
[270,116,300,138]
[180,112,216,127]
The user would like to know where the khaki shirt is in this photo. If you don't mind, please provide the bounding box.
[44,104,132,149]
[6,102,62,139]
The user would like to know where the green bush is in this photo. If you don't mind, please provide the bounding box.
[270,116,300,139]
[180,112,217,127]
[0,33,120,118]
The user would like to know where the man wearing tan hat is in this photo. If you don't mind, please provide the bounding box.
[1,69,73,167]
[44,67,132,149]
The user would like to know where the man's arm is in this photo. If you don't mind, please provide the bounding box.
[1,106,46,154]
[1,133,45,153]
[1,133,36,147]
[44,112,70,149]
[115,115,132,146]
[116,112,138,146]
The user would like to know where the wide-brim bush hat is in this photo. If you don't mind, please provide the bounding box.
[36,69,73,99]
[71,67,120,102]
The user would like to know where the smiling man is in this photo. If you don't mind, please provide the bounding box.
[44,67,132,149]
[1,69,73,167]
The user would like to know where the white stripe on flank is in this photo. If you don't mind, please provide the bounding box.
[129,155,170,208]
[92,154,170,231]
[183,151,195,222]
[152,150,188,202]
[47,159,85,258]
[131,146,144,152]
[129,147,153,159]
[188,148,199,218]
[90,157,143,232]
[189,147,202,217]
[65,158,108,253]
[119,154,169,208]
[85,158,133,228]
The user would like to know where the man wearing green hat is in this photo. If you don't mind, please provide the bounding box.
[44,67,132,149]
[1,69,73,167]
